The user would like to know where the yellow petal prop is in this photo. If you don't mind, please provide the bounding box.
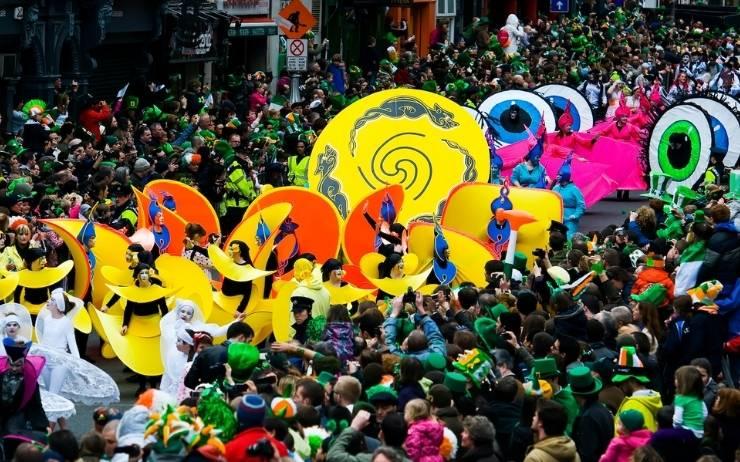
[107,283,177,304]
[0,273,19,301]
[208,245,275,283]
[407,222,496,288]
[324,283,374,305]
[44,219,132,307]
[365,269,432,297]
[246,308,275,345]
[307,88,489,223]
[96,310,164,376]
[101,266,134,287]
[18,260,74,289]
[271,281,298,342]
[441,183,564,269]
[40,220,90,298]
[359,253,419,278]
[144,179,221,237]
[155,255,213,321]
[226,203,293,261]
[73,305,92,334]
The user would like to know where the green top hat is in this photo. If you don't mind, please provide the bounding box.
[565,366,603,396]
[316,371,335,387]
[443,372,468,395]
[161,142,175,157]
[630,283,667,306]
[727,169,740,200]
[474,317,499,352]
[528,357,560,380]
[513,251,528,273]
[484,303,509,320]
[424,352,447,372]
[641,172,673,200]
[124,95,140,110]
[227,343,259,383]
[213,140,236,165]
[671,185,700,209]
[421,80,438,92]
[142,105,163,123]
[5,139,28,157]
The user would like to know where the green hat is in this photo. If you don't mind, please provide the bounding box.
[5,139,28,157]
[161,142,175,156]
[566,366,602,396]
[180,141,192,151]
[142,105,163,123]
[366,385,398,404]
[105,135,119,146]
[421,80,438,92]
[6,178,36,203]
[727,169,740,200]
[692,210,705,223]
[528,357,560,380]
[99,161,117,170]
[612,346,650,384]
[198,129,216,141]
[641,172,673,200]
[124,95,140,110]
[630,283,667,306]
[443,372,468,395]
[424,352,447,372]
[474,317,499,352]
[513,251,528,273]
[485,303,509,320]
[619,409,645,432]
[227,118,242,129]
[316,371,335,387]
[671,185,700,209]
[213,140,235,164]
[227,342,259,383]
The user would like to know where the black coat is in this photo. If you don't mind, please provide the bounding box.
[478,400,521,459]
[554,306,588,341]
[456,445,502,462]
[572,400,614,462]
[183,343,229,389]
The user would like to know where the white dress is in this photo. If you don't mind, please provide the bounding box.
[36,312,79,394]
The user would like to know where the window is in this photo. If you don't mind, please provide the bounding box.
[437,0,456,16]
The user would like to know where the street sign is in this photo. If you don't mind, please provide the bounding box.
[276,0,315,39]
[550,0,569,13]
[287,38,308,72]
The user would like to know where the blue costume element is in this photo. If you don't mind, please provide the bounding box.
[148,199,171,252]
[552,156,585,238]
[275,217,300,274]
[77,219,96,272]
[256,215,271,246]
[488,181,512,256]
[433,220,457,285]
[161,193,176,211]
[374,193,398,251]
[512,127,547,188]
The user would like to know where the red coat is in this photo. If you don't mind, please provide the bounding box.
[79,104,112,142]
[225,427,288,462]
[632,267,675,307]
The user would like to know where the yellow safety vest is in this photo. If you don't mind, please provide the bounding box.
[287,155,310,187]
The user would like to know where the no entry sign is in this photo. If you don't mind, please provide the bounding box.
[287,38,308,72]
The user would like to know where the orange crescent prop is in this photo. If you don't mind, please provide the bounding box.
[341,185,405,265]
[144,179,221,237]
[41,220,91,298]
[243,187,343,270]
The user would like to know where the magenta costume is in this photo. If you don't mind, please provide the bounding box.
[0,340,48,435]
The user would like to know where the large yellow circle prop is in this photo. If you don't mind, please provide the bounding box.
[308,89,489,224]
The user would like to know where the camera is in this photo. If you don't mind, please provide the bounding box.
[247,438,275,459]
[532,248,547,259]
[402,287,416,305]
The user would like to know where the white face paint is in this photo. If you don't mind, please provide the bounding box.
[5,321,19,338]
[178,305,194,322]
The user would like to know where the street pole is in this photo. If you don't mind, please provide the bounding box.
[290,73,302,104]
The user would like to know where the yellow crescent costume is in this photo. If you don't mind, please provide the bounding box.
[16,249,74,315]
[320,259,373,305]
[359,252,431,298]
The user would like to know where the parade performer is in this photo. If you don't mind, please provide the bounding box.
[550,101,595,149]
[101,243,146,312]
[114,264,170,335]
[498,14,526,56]
[0,338,47,435]
[213,240,270,315]
[159,299,242,396]
[33,290,119,405]
[552,155,586,238]
[428,220,457,286]
[321,258,372,306]
[363,195,408,258]
[15,248,74,314]
[598,104,642,142]
[511,127,549,188]
[148,200,171,255]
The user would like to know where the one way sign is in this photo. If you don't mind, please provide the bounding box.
[550,0,569,13]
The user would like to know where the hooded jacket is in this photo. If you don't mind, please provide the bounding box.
[524,436,582,462]
[598,429,652,462]
[614,390,663,433]
[632,267,674,307]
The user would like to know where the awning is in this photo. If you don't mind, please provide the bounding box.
[228,22,278,37]
[166,0,236,21]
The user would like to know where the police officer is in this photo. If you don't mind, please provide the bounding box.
[221,150,260,236]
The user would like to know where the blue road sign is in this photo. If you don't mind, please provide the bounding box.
[550,0,569,13]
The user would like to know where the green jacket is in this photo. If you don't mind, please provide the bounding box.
[553,387,579,437]
[223,161,258,209]
[326,428,409,462]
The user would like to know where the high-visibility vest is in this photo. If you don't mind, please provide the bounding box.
[287,155,310,187]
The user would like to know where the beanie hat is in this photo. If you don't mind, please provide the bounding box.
[134,157,151,173]
[236,394,266,429]
[619,409,645,432]
[227,342,259,383]
[270,397,297,420]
